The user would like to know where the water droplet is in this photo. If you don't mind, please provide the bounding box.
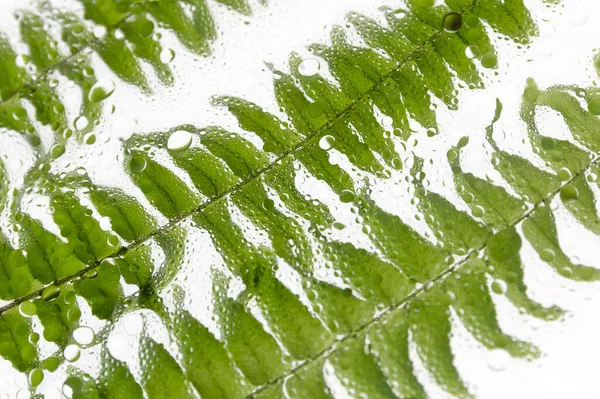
[339,190,355,203]
[93,25,107,39]
[167,130,192,152]
[160,48,175,64]
[262,199,275,211]
[393,10,406,19]
[124,314,144,335]
[491,279,507,295]
[465,45,479,59]
[560,185,579,202]
[540,137,555,150]
[43,356,60,371]
[138,19,154,36]
[51,144,66,159]
[84,269,98,279]
[566,4,589,26]
[472,205,485,218]
[74,116,89,130]
[41,285,60,301]
[447,149,458,161]
[88,80,115,103]
[63,344,80,362]
[557,168,572,181]
[29,332,39,344]
[73,326,95,346]
[486,349,509,371]
[84,133,96,145]
[481,53,498,69]
[19,301,36,317]
[16,389,31,399]
[540,248,555,262]
[130,156,147,173]
[442,12,462,32]
[13,107,27,120]
[29,368,44,386]
[319,135,335,151]
[588,97,600,115]
[298,58,320,77]
[307,102,324,118]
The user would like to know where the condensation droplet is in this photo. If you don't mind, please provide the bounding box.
[557,168,572,181]
[540,248,555,262]
[160,48,175,64]
[487,349,509,371]
[74,116,89,130]
[319,135,335,151]
[560,185,579,202]
[29,368,44,387]
[73,326,95,346]
[339,190,355,203]
[124,314,144,335]
[167,130,193,152]
[130,156,147,173]
[19,301,36,317]
[442,12,462,32]
[41,285,60,301]
[93,25,107,39]
[298,58,320,77]
[63,345,80,362]
[491,279,507,295]
[51,144,66,159]
[88,80,115,103]
[16,389,31,399]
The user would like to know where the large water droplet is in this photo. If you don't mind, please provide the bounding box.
[51,144,66,159]
[160,48,175,64]
[73,326,95,346]
[75,116,89,130]
[487,349,509,371]
[491,279,507,295]
[588,97,600,115]
[41,285,60,301]
[557,168,572,181]
[29,368,44,386]
[64,344,80,362]
[19,301,36,317]
[560,185,579,202]
[442,12,462,32]
[339,190,355,203]
[298,58,320,77]
[16,389,31,399]
[481,53,498,69]
[167,130,193,152]
[93,25,107,39]
[130,156,147,173]
[540,248,556,262]
[88,80,115,103]
[124,314,144,335]
[319,135,335,151]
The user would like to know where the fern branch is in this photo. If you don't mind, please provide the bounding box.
[0,5,447,316]
[245,146,600,397]
[0,4,134,107]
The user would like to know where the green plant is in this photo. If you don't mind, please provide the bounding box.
[0,0,598,397]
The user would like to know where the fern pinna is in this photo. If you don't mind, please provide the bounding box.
[0,0,597,398]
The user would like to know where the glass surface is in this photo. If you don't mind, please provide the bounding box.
[0,0,599,397]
